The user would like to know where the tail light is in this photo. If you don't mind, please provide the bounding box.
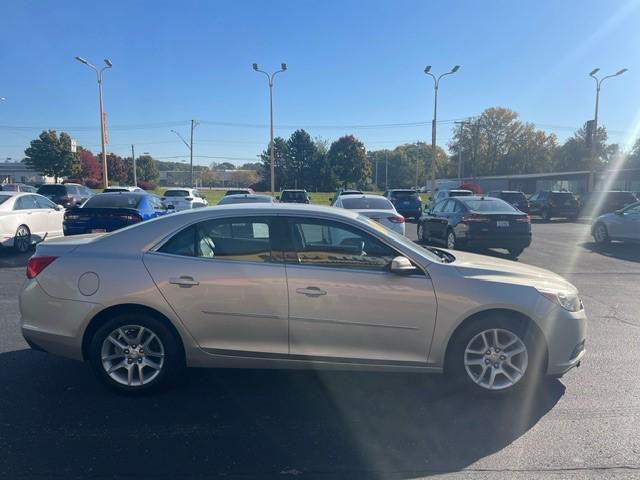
[388,215,405,223]
[26,256,57,279]
[515,215,531,224]
[185,197,194,202]
[462,214,490,223]
[64,213,81,221]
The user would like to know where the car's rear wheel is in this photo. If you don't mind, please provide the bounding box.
[417,222,425,242]
[447,313,544,395]
[446,229,457,250]
[541,209,551,222]
[508,248,524,258]
[593,223,610,244]
[88,313,184,394]
[14,225,31,253]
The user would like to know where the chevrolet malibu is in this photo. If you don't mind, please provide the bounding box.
[20,204,586,395]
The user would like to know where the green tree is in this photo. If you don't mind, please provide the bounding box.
[238,162,262,171]
[553,124,609,172]
[286,129,317,189]
[128,154,160,185]
[627,137,640,168]
[106,153,129,185]
[23,130,75,183]
[211,162,236,171]
[327,135,371,188]
[258,137,289,191]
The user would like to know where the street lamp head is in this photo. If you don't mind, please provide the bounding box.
[615,68,628,76]
[451,65,460,73]
[253,63,259,71]
[281,63,287,71]
[589,68,600,77]
[424,65,432,74]
[104,59,113,67]
[75,56,88,64]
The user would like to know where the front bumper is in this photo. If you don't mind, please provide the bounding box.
[20,279,100,361]
[540,304,587,376]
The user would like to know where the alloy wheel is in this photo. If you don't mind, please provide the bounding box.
[594,224,608,243]
[463,328,528,391]
[417,223,424,241]
[14,226,31,253]
[446,231,456,249]
[100,325,165,387]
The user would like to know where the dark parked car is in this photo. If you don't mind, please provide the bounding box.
[487,190,530,213]
[37,183,93,208]
[417,196,532,258]
[579,191,637,218]
[63,192,169,235]
[384,189,422,219]
[277,189,310,203]
[224,188,254,196]
[528,191,579,221]
[1,183,38,193]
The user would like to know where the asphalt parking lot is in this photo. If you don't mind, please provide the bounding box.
[1,221,639,479]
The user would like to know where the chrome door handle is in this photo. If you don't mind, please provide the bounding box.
[169,276,200,287]
[296,286,327,297]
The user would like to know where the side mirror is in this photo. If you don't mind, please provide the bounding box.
[276,196,280,200]
[166,204,175,210]
[54,205,64,211]
[389,256,418,275]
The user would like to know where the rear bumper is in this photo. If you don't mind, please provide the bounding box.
[395,207,422,218]
[20,279,100,361]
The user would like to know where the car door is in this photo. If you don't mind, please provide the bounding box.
[143,215,289,355]
[528,193,541,215]
[618,204,640,240]
[33,194,64,238]
[14,195,49,241]
[284,216,437,363]
[422,200,447,241]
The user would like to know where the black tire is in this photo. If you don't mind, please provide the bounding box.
[445,229,457,250]
[508,248,524,258]
[88,312,184,394]
[14,225,31,253]
[446,312,546,396]
[541,209,551,222]
[416,222,425,242]
[593,222,610,244]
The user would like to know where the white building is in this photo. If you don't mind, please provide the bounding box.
[0,161,53,186]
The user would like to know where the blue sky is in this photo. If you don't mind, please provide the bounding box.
[1,0,639,167]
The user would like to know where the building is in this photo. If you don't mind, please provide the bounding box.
[0,161,53,186]
[437,168,640,194]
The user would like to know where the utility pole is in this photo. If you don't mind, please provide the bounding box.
[414,143,420,188]
[375,156,379,188]
[454,120,469,184]
[171,121,198,187]
[131,144,137,187]
[385,154,389,190]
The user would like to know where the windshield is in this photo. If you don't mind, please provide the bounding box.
[281,191,307,200]
[37,185,65,195]
[342,197,393,209]
[449,191,473,197]
[500,192,528,203]
[390,191,419,200]
[84,194,143,208]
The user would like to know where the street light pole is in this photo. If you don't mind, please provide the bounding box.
[588,67,627,190]
[253,63,287,194]
[75,56,112,188]
[170,121,198,187]
[424,65,460,195]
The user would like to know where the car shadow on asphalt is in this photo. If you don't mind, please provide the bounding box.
[0,349,565,478]
[0,247,31,269]
[580,241,640,263]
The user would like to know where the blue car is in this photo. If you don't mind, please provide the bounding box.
[384,189,423,219]
[63,192,170,235]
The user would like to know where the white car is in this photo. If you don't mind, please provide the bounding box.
[0,192,65,253]
[161,188,208,211]
[333,193,406,235]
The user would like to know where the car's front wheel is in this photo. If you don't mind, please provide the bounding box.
[416,222,425,242]
[447,313,544,395]
[14,225,31,253]
[88,313,184,394]
[446,229,457,250]
[593,223,609,244]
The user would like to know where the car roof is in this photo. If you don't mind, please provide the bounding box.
[342,193,388,200]
[389,189,417,192]
[94,191,151,197]
[496,190,525,194]
[165,187,193,191]
[281,189,307,193]
[447,189,473,193]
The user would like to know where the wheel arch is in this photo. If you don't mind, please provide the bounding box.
[443,308,548,374]
[81,303,186,362]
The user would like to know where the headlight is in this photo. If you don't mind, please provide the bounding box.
[538,289,583,312]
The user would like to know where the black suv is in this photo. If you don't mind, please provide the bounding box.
[278,189,310,204]
[529,191,579,221]
[384,189,422,219]
[487,190,530,213]
[36,183,94,208]
[579,191,637,218]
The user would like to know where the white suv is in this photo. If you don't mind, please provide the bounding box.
[161,188,208,211]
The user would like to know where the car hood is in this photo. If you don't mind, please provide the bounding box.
[451,250,577,293]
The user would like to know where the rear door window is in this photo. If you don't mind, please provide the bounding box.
[14,195,39,210]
